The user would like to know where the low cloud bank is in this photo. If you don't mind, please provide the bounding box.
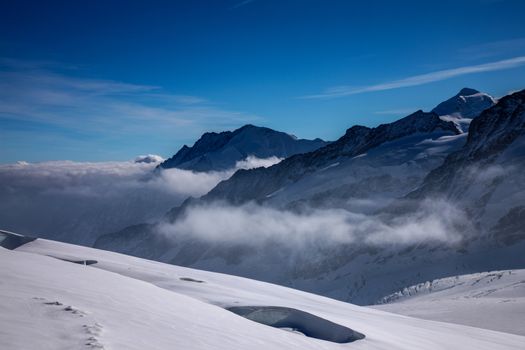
[134,154,165,164]
[158,199,470,248]
[0,155,472,252]
[0,159,225,198]
[0,156,285,245]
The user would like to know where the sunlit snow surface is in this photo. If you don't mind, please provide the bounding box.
[1,238,524,349]
[373,270,525,336]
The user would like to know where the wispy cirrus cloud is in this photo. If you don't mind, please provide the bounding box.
[459,37,525,60]
[374,108,417,116]
[302,56,525,99]
[0,58,261,152]
[230,0,256,10]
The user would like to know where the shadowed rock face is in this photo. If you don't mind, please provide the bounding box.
[226,306,365,344]
[490,206,525,245]
[205,110,461,204]
[411,89,525,197]
[158,124,328,172]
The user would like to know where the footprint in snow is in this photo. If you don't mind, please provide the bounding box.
[83,323,105,349]
[64,305,88,317]
[38,298,106,349]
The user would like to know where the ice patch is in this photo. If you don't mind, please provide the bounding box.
[266,187,285,198]
[319,162,340,172]
[351,153,367,159]
[226,306,365,344]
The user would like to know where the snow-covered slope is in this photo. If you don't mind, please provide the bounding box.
[373,270,525,336]
[2,236,525,349]
[432,87,496,132]
[159,124,328,172]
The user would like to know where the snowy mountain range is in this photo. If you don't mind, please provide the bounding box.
[158,124,328,172]
[200,88,494,207]
[92,88,525,306]
[2,88,525,349]
[203,109,463,206]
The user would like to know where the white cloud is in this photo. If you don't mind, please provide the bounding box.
[0,58,262,145]
[0,155,288,245]
[467,164,510,183]
[154,168,234,196]
[158,199,469,248]
[230,0,256,10]
[302,56,525,99]
[0,160,230,245]
[235,155,283,170]
[0,159,237,200]
[134,154,165,164]
[459,37,525,60]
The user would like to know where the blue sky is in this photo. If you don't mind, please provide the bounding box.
[1,0,525,163]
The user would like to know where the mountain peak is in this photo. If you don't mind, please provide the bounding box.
[237,124,259,131]
[158,125,328,172]
[382,110,461,138]
[458,87,480,96]
[344,125,370,135]
[432,88,496,121]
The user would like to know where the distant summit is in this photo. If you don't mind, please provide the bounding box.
[158,124,328,172]
[457,87,480,96]
[416,88,525,196]
[431,88,496,133]
[134,154,164,164]
[432,87,496,117]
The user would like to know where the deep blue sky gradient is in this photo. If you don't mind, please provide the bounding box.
[1,0,525,162]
